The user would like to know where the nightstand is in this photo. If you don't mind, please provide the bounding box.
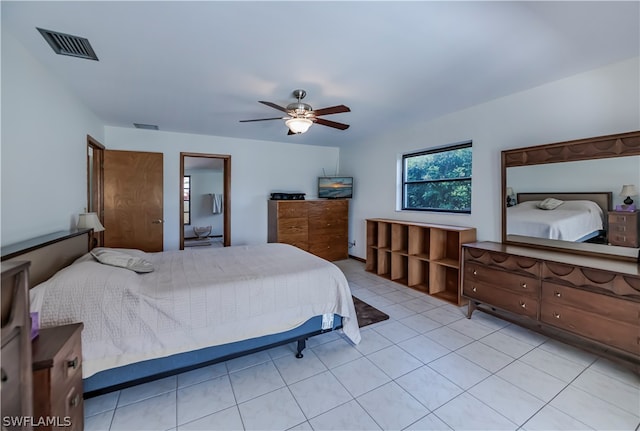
[608,210,639,247]
[32,323,84,431]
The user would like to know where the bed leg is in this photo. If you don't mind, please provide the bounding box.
[295,339,306,358]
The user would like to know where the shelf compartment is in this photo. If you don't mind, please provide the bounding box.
[366,247,377,272]
[366,220,378,248]
[429,229,462,267]
[391,253,408,284]
[408,225,430,259]
[377,250,392,278]
[408,257,429,293]
[377,222,392,250]
[429,263,460,301]
[391,224,409,254]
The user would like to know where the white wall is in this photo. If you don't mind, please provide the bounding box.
[341,57,640,259]
[104,127,340,249]
[1,30,104,246]
[184,169,224,238]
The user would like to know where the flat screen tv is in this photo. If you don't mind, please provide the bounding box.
[318,176,353,199]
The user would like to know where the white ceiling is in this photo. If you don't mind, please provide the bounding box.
[3,1,639,147]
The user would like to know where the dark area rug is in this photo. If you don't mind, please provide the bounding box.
[352,296,389,328]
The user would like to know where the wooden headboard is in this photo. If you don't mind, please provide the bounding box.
[1,230,91,287]
[516,192,612,217]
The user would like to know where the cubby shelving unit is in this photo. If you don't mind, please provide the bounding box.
[366,218,476,305]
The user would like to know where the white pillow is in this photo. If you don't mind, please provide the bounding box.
[90,248,154,273]
[536,198,564,210]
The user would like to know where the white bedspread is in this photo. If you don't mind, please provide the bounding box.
[507,200,604,241]
[30,243,360,378]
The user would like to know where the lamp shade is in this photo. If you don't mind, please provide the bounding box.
[619,184,637,197]
[285,118,312,134]
[506,187,514,196]
[77,212,105,232]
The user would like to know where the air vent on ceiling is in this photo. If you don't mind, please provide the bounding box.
[134,123,159,130]
[37,27,99,61]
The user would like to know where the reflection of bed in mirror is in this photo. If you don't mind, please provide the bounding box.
[507,192,611,243]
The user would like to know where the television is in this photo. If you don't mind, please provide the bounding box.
[318,176,353,199]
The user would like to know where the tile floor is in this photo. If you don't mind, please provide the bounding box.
[84,258,640,431]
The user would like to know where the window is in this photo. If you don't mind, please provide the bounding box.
[402,142,472,213]
[183,175,191,225]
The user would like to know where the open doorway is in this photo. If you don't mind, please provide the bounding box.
[180,152,231,249]
[87,135,104,247]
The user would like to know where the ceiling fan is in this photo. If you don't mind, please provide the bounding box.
[240,89,350,135]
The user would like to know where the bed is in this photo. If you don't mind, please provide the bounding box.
[2,230,360,397]
[507,192,611,242]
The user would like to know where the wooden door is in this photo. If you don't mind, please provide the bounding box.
[103,150,164,251]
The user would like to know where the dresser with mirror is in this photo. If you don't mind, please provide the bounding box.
[463,131,640,370]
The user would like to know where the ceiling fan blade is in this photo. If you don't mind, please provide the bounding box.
[287,129,295,136]
[312,105,351,116]
[239,117,284,123]
[259,101,288,112]
[315,117,350,130]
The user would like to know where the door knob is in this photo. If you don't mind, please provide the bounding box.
[152,219,164,224]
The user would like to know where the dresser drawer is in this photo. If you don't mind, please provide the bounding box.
[464,262,539,296]
[541,301,640,355]
[32,323,84,431]
[308,200,348,218]
[608,212,638,225]
[541,282,639,326]
[1,331,25,425]
[609,222,638,236]
[310,222,347,237]
[309,235,348,261]
[608,232,638,247]
[276,202,308,218]
[50,333,82,389]
[277,217,308,238]
[463,249,540,278]
[463,280,538,319]
[61,378,83,431]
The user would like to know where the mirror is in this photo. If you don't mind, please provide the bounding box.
[501,131,640,260]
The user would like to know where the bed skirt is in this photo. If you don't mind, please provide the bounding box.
[83,314,343,397]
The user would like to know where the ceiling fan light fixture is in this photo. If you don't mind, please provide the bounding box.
[285,117,313,134]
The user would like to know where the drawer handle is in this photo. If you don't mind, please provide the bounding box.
[519,301,526,309]
[554,291,561,298]
[472,286,477,292]
[70,394,80,408]
[67,357,79,370]
[521,282,527,289]
[554,312,561,319]
[1,368,7,383]
[472,270,478,275]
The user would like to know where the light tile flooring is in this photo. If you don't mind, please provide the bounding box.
[84,258,640,431]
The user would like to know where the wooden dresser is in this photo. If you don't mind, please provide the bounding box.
[608,210,639,247]
[463,242,640,367]
[1,261,33,431]
[268,199,349,261]
[32,323,84,431]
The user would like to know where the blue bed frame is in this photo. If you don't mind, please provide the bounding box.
[83,315,343,398]
[0,229,347,399]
